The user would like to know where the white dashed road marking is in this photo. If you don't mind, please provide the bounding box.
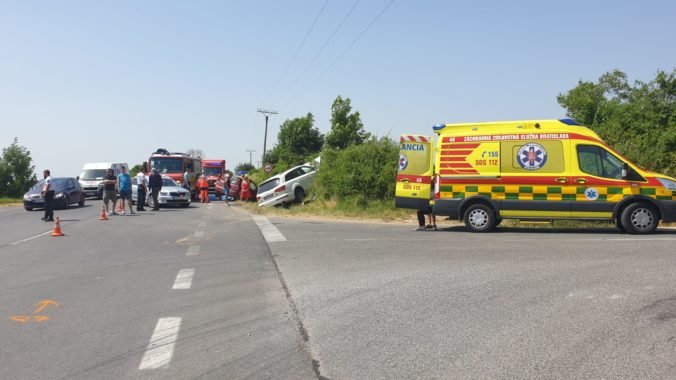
[198,220,208,228]
[139,317,182,370]
[186,245,200,256]
[251,215,287,242]
[172,269,194,290]
[193,230,205,238]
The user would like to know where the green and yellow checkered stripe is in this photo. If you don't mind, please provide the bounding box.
[439,185,676,202]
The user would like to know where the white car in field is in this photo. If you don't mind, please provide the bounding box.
[257,165,317,207]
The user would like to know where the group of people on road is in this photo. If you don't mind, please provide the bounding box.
[183,170,253,206]
[102,166,163,216]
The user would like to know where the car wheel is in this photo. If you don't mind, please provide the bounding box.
[294,187,306,204]
[463,204,496,232]
[620,202,658,234]
[63,196,70,209]
[146,196,155,209]
[79,196,85,207]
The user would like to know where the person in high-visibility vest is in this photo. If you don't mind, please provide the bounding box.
[240,175,252,202]
[198,174,209,203]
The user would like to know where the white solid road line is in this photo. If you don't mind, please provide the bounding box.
[139,317,182,370]
[186,245,200,256]
[9,230,53,245]
[172,269,194,290]
[251,215,287,243]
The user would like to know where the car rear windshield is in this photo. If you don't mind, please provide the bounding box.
[259,178,280,193]
[80,169,107,180]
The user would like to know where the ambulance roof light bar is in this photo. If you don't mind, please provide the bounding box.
[432,124,445,131]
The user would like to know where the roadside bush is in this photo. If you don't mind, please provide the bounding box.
[315,137,398,201]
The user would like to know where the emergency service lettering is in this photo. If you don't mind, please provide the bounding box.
[458,133,571,142]
[400,143,425,151]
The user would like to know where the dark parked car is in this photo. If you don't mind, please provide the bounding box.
[23,177,86,211]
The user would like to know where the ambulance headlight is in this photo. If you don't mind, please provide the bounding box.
[657,178,676,191]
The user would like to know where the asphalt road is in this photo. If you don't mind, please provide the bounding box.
[1,201,675,379]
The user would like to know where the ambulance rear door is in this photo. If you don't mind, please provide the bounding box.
[395,134,434,209]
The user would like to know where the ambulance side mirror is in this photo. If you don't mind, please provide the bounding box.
[621,163,628,179]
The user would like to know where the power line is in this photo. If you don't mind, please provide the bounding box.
[272,0,361,107]
[260,0,329,105]
[283,0,395,108]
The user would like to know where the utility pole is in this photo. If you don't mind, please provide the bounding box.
[257,108,278,167]
[246,150,256,166]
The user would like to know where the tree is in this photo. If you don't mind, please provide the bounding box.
[234,162,256,173]
[186,148,204,158]
[273,113,324,166]
[558,69,676,176]
[315,136,399,203]
[130,164,144,177]
[325,96,370,149]
[0,138,38,197]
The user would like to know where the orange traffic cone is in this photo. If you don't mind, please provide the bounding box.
[116,200,124,214]
[99,206,108,220]
[51,217,64,237]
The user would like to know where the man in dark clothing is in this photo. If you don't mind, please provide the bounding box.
[148,168,163,211]
[102,168,118,215]
[41,169,54,222]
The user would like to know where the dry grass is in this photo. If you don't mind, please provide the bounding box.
[240,197,417,223]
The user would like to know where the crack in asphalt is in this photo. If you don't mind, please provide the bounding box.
[255,221,329,380]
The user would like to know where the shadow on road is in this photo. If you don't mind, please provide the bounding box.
[438,225,676,235]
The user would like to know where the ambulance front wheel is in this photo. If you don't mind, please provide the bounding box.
[463,204,496,232]
[620,202,659,234]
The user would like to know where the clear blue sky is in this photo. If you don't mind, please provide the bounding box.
[1,0,674,177]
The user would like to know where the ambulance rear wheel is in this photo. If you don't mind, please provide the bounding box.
[620,202,658,234]
[463,204,496,232]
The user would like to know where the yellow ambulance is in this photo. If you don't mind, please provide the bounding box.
[395,119,676,234]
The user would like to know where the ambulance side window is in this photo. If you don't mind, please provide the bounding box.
[577,145,624,179]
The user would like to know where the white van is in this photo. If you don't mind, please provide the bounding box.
[79,162,128,198]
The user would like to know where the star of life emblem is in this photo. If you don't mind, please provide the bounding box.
[517,143,547,171]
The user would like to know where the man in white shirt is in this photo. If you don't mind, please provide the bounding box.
[135,168,149,211]
[41,169,54,222]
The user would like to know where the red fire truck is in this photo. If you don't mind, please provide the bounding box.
[148,149,202,197]
[201,159,226,198]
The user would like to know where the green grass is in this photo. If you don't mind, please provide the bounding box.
[242,196,415,222]
[0,197,22,205]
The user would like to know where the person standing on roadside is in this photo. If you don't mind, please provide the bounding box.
[223,173,232,207]
[183,168,191,191]
[41,169,54,222]
[197,174,209,203]
[117,166,135,215]
[102,168,118,216]
[240,175,251,202]
[148,168,162,211]
[214,174,225,201]
[135,168,148,211]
